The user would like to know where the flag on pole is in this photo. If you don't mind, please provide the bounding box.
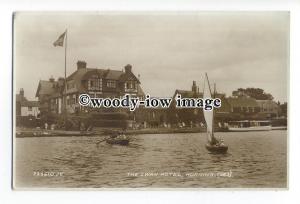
[53,31,66,47]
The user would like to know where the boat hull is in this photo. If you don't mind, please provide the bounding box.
[271,126,287,130]
[228,126,271,132]
[106,139,129,145]
[205,143,228,154]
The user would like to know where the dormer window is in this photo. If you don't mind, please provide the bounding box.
[107,80,116,88]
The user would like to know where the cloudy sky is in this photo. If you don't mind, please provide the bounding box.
[14,12,289,102]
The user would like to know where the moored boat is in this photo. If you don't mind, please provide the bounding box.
[227,120,271,132]
[271,126,287,130]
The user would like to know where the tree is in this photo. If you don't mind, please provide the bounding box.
[232,88,274,100]
[280,102,287,117]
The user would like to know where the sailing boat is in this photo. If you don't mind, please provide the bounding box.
[203,73,228,154]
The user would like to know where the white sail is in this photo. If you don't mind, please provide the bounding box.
[203,74,214,143]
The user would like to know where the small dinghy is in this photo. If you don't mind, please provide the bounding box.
[203,73,228,154]
[205,143,228,154]
[106,138,129,146]
[106,131,130,146]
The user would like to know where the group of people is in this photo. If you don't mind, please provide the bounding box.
[210,135,225,147]
[109,130,128,140]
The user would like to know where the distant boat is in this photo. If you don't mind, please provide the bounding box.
[227,120,271,132]
[203,73,228,154]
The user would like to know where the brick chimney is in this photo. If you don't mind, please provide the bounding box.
[124,64,132,73]
[58,77,65,86]
[192,81,198,94]
[20,88,24,96]
[77,60,87,70]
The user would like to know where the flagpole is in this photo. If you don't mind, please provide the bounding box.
[64,29,68,130]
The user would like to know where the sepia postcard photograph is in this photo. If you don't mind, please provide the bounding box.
[13,11,289,189]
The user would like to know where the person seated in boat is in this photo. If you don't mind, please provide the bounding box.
[210,136,219,146]
[109,131,119,139]
[111,131,125,140]
[118,131,128,140]
[219,139,225,146]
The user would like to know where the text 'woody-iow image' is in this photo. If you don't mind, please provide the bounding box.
[13,12,288,189]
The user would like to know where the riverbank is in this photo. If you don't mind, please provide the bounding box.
[15,127,207,138]
[15,126,287,138]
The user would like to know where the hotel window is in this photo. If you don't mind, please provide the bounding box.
[152,111,156,119]
[28,106,32,111]
[107,80,116,88]
[126,81,136,89]
[66,96,70,105]
[88,75,102,90]
[88,93,95,98]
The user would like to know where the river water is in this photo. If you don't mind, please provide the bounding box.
[14,130,287,188]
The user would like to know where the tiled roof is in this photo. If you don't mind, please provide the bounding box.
[256,100,279,108]
[118,71,140,83]
[174,89,203,98]
[105,70,124,80]
[66,68,95,93]
[35,80,57,97]
[67,68,97,81]
[67,68,125,93]
[227,97,259,107]
[20,100,39,107]
[66,67,141,93]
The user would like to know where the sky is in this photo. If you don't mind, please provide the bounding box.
[14,12,289,102]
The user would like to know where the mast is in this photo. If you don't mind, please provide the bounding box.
[205,73,214,138]
[64,30,68,130]
[212,83,216,137]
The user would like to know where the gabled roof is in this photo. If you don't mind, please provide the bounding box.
[21,100,39,107]
[66,68,96,93]
[119,71,140,83]
[35,80,57,97]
